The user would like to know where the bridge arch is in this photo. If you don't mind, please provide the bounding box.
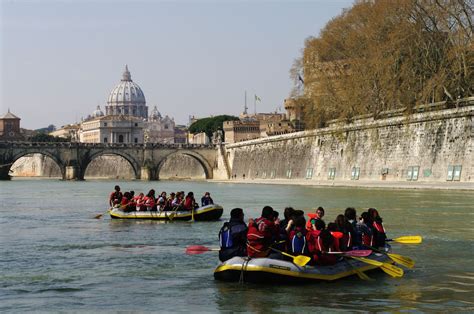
[156,150,213,180]
[81,150,141,180]
[8,151,65,179]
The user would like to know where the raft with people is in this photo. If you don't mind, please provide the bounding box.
[96,185,223,221]
[109,204,224,221]
[213,251,395,283]
[187,206,421,284]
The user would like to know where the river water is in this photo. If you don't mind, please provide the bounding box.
[1,180,473,312]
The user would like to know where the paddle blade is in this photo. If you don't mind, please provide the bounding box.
[94,214,104,219]
[344,250,372,257]
[381,263,404,278]
[355,269,373,281]
[389,235,423,244]
[293,255,312,267]
[387,253,415,269]
[350,256,383,267]
[185,245,210,254]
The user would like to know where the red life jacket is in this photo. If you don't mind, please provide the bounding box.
[306,213,318,230]
[121,196,129,206]
[110,191,122,205]
[371,221,386,247]
[247,217,275,257]
[308,235,337,265]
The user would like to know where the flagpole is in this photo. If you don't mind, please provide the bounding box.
[254,94,256,115]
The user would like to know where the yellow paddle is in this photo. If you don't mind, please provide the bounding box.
[269,247,311,267]
[365,245,415,269]
[349,256,404,278]
[94,208,112,219]
[387,235,422,244]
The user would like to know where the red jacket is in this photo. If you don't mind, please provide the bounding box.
[247,217,278,257]
[307,231,337,265]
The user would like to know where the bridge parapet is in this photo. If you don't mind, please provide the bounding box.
[0,141,216,149]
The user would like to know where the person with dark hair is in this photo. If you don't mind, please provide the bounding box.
[308,229,338,265]
[307,206,325,231]
[201,192,214,206]
[109,185,123,207]
[183,192,196,210]
[367,208,387,248]
[356,212,373,248]
[218,208,248,262]
[247,206,279,257]
[165,192,176,211]
[157,191,167,211]
[286,215,309,256]
[144,189,156,211]
[278,207,295,245]
[335,214,355,251]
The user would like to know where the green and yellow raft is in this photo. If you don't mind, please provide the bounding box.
[109,204,223,221]
[214,253,393,284]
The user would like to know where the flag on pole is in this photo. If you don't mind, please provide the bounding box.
[298,74,304,84]
[255,95,261,102]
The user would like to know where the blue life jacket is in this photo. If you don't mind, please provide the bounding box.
[219,222,233,249]
[291,231,307,254]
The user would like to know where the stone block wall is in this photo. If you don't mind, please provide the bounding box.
[225,103,473,183]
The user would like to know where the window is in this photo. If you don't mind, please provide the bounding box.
[328,168,336,180]
[104,122,107,127]
[165,124,169,129]
[118,135,124,143]
[134,138,138,143]
[270,170,276,179]
[351,167,360,180]
[134,123,138,127]
[406,166,420,181]
[306,168,313,179]
[286,169,292,179]
[447,165,462,181]
[104,137,108,143]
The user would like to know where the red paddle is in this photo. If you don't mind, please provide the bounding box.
[327,250,372,257]
[185,245,220,255]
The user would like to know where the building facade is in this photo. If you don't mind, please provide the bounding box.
[80,115,144,144]
[144,106,175,144]
[0,110,22,140]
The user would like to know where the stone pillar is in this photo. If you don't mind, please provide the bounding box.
[0,166,12,180]
[140,166,151,181]
[64,166,79,180]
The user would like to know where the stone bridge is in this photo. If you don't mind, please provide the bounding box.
[0,142,219,180]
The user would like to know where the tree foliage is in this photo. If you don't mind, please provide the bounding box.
[188,115,240,139]
[30,133,70,142]
[291,0,474,128]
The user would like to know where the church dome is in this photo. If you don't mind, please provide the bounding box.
[92,105,104,117]
[105,65,148,119]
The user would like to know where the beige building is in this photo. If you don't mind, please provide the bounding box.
[80,115,144,144]
[188,131,210,145]
[50,124,80,141]
[144,106,175,144]
[223,120,261,143]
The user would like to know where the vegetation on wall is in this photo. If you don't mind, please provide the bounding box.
[291,0,473,128]
[189,115,239,139]
[30,133,70,142]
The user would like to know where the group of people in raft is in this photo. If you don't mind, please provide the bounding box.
[218,206,386,266]
[109,185,214,212]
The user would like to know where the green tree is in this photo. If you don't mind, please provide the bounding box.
[30,133,70,142]
[189,115,239,139]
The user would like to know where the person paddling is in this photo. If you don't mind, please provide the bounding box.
[201,192,214,206]
[368,208,387,248]
[247,206,280,258]
[218,208,248,262]
[109,185,123,207]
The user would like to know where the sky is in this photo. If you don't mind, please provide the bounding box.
[1,0,353,129]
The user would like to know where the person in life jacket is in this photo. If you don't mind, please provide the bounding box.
[344,207,360,247]
[109,185,123,207]
[247,206,280,258]
[356,212,373,248]
[165,192,176,211]
[335,214,355,251]
[218,208,248,262]
[327,222,341,252]
[278,207,295,248]
[307,207,325,231]
[183,192,197,211]
[368,208,387,248]
[201,192,214,207]
[308,229,338,266]
[286,215,310,256]
[120,192,133,212]
[144,189,156,211]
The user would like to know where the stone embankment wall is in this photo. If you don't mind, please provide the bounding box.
[159,154,206,180]
[224,102,473,183]
[11,154,206,180]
